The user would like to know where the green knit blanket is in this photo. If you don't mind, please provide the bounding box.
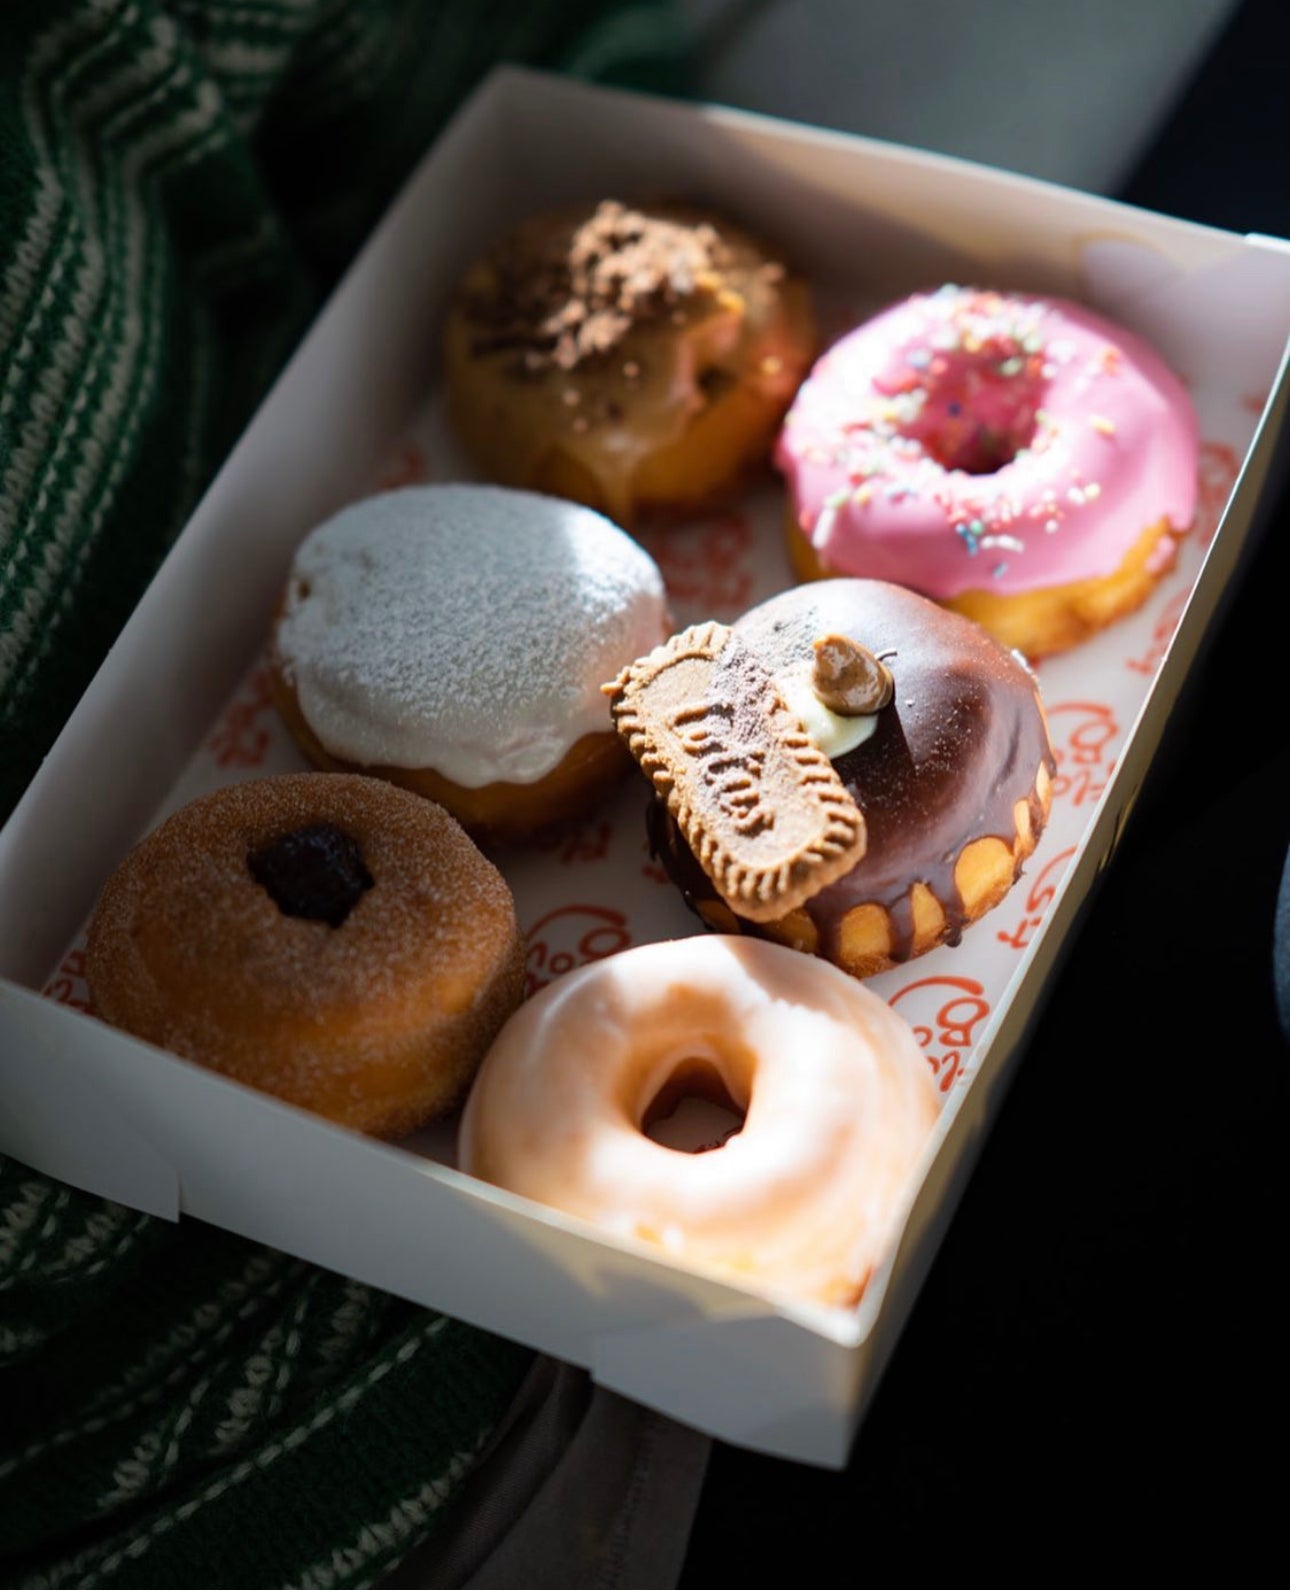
[0,3,689,1585]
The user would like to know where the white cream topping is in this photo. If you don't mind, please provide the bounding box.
[774,660,878,759]
[275,484,667,788]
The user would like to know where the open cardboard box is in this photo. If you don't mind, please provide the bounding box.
[3,67,1290,1469]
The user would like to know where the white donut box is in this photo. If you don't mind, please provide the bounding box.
[3,67,1289,1469]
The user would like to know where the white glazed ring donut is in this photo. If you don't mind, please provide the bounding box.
[458,935,940,1308]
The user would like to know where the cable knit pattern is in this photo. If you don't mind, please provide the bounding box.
[0,1,690,1584]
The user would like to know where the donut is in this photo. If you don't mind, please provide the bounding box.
[625,579,1056,978]
[775,284,1199,660]
[269,484,670,844]
[84,772,525,1137]
[443,198,817,527]
[458,936,940,1309]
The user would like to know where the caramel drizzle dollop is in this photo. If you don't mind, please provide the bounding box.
[811,633,894,716]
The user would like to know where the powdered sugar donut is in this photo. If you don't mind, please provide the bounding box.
[776,285,1199,659]
[270,484,670,842]
[459,935,940,1309]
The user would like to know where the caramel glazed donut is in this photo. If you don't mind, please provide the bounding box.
[459,935,941,1309]
[85,773,525,1137]
[645,579,1057,977]
[443,198,817,527]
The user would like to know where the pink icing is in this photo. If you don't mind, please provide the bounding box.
[774,285,1200,597]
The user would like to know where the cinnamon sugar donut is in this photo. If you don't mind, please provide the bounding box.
[444,199,817,526]
[85,773,525,1136]
[643,579,1056,978]
[776,285,1199,660]
[459,936,940,1309]
[269,484,669,844]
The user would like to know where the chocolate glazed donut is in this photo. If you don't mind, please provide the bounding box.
[647,578,1056,977]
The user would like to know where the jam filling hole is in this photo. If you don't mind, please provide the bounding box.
[248,823,374,928]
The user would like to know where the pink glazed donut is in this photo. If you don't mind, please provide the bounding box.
[458,935,940,1310]
[776,284,1199,660]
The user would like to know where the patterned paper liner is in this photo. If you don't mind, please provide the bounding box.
[42,369,1248,1162]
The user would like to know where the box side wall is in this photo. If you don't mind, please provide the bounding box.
[0,977,866,1464]
[493,67,1248,304]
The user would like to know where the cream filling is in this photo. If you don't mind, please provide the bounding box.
[775,660,878,759]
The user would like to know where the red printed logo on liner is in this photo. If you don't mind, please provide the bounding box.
[1127,587,1190,678]
[524,903,632,996]
[889,974,991,1093]
[207,662,274,769]
[373,442,431,493]
[640,848,670,886]
[43,942,91,1012]
[1045,700,1118,807]
[1125,438,1240,676]
[996,845,1077,952]
[529,817,613,866]
[638,511,755,620]
[1194,439,1240,551]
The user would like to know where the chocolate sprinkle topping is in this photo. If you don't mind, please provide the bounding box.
[461,200,734,373]
[248,823,374,928]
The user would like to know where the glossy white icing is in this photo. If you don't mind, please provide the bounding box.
[459,936,940,1309]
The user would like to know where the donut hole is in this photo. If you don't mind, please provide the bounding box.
[903,355,1042,476]
[642,1056,746,1153]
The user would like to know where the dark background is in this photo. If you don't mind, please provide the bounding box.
[682,1,1290,1583]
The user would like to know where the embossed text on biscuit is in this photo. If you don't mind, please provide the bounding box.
[604,621,868,921]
